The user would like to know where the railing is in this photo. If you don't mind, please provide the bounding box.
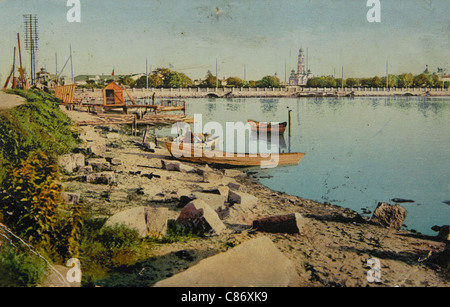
[76,86,449,94]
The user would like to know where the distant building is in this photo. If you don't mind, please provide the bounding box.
[289,48,311,86]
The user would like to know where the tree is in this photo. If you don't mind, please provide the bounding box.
[413,73,428,87]
[345,78,359,87]
[226,76,244,88]
[256,75,282,88]
[371,76,382,88]
[426,74,440,88]
[118,75,135,87]
[165,71,193,88]
[307,76,336,88]
[201,70,218,88]
[397,73,413,88]
[360,78,373,88]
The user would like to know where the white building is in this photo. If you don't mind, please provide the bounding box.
[289,48,311,86]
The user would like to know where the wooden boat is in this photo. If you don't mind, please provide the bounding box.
[248,119,287,134]
[165,141,304,167]
[173,133,220,150]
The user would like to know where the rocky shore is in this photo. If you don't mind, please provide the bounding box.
[56,106,449,287]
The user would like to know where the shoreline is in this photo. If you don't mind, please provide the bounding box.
[54,106,449,286]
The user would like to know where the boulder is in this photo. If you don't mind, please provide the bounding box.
[105,206,168,238]
[226,182,240,191]
[58,153,85,173]
[161,160,196,173]
[86,158,111,171]
[153,236,300,287]
[370,202,407,230]
[192,192,227,213]
[86,140,107,156]
[77,165,93,173]
[252,213,306,234]
[176,199,227,235]
[86,172,116,185]
[431,225,450,242]
[61,192,80,204]
[228,190,258,209]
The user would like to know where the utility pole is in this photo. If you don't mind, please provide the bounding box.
[23,14,38,84]
[146,57,148,90]
[386,58,389,88]
[70,44,74,83]
[215,58,218,88]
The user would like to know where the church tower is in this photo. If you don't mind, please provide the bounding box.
[297,48,305,75]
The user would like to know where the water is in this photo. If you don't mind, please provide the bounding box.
[163,97,450,235]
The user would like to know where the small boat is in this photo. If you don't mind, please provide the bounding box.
[165,141,304,167]
[173,132,220,150]
[248,119,287,134]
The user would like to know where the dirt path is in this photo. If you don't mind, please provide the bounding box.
[0,90,26,109]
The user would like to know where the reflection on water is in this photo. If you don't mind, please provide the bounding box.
[182,97,450,235]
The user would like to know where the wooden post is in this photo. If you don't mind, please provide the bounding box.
[142,125,149,143]
[288,109,292,137]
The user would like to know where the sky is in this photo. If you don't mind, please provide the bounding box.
[0,0,449,84]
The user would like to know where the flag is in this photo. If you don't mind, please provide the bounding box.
[112,68,114,76]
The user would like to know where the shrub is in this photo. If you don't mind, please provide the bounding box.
[0,242,47,287]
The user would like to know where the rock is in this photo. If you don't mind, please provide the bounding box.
[192,192,227,213]
[177,195,196,208]
[77,165,93,173]
[223,169,245,178]
[226,182,240,191]
[391,198,414,203]
[86,172,116,185]
[252,213,306,234]
[161,160,196,173]
[86,140,107,156]
[105,206,168,238]
[228,190,258,209]
[61,192,80,204]
[58,153,85,173]
[431,225,450,242]
[86,158,111,171]
[370,202,407,230]
[106,157,122,166]
[176,199,227,235]
[201,186,229,196]
[153,236,300,287]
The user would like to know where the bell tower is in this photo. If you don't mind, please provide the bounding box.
[297,48,305,75]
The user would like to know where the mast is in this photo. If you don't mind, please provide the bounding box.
[70,44,74,83]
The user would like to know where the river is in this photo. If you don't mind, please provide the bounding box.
[159,96,450,236]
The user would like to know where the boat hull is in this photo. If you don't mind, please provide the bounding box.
[165,141,304,167]
[248,120,287,134]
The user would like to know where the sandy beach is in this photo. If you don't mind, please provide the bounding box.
[52,105,449,287]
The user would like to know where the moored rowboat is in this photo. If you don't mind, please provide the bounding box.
[165,141,304,167]
[248,119,287,134]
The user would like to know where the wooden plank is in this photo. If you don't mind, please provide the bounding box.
[54,84,77,104]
